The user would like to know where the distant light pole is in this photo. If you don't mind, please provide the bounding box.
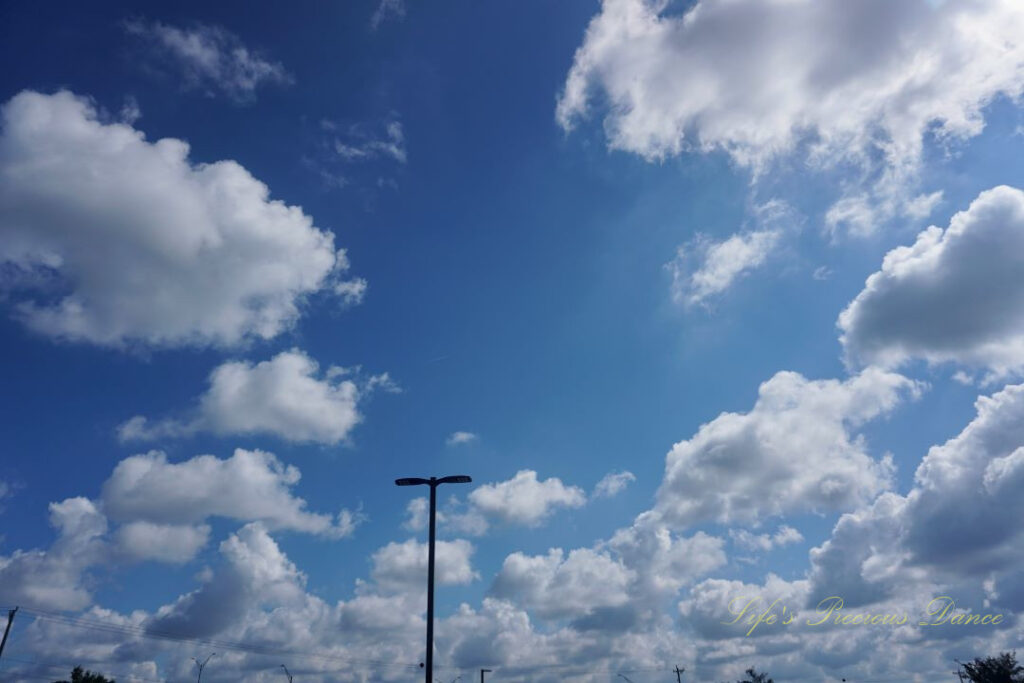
[480,669,492,683]
[192,653,215,682]
[280,664,294,682]
[396,475,473,683]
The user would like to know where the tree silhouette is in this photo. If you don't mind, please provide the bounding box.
[958,651,1024,683]
[53,666,115,683]
[737,667,774,683]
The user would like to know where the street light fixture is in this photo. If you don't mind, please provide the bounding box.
[395,474,473,683]
[192,653,215,682]
[280,664,293,682]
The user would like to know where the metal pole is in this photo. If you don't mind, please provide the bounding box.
[480,668,491,682]
[426,478,437,683]
[193,653,215,682]
[396,475,471,683]
[0,607,18,661]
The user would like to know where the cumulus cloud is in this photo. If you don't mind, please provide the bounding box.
[371,538,479,593]
[558,0,1024,234]
[0,498,107,610]
[0,90,359,348]
[593,470,636,498]
[402,496,430,532]
[147,522,308,638]
[607,512,727,599]
[492,547,635,620]
[124,20,292,101]
[114,521,211,564]
[656,368,923,528]
[469,470,586,528]
[101,449,360,538]
[0,446,364,612]
[402,495,489,536]
[840,185,1024,378]
[440,597,664,677]
[403,470,587,536]
[729,525,804,553]
[118,349,384,444]
[559,0,1024,167]
[679,573,809,641]
[5,519,434,680]
[809,382,1024,609]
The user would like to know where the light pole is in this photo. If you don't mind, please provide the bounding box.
[395,474,473,683]
[192,653,215,682]
[480,669,492,683]
[280,664,293,682]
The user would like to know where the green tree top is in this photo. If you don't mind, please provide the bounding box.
[959,651,1024,683]
[737,667,774,683]
[54,665,115,683]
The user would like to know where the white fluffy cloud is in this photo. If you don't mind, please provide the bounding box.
[370,538,479,593]
[809,382,1024,609]
[0,447,363,611]
[492,547,635,620]
[558,0,1024,167]
[124,20,292,101]
[101,449,359,538]
[840,185,1024,378]
[147,522,309,638]
[593,470,636,498]
[0,498,107,610]
[469,470,586,527]
[0,90,360,347]
[406,471,592,536]
[607,512,727,599]
[114,521,211,564]
[402,495,490,536]
[729,525,804,553]
[558,0,1024,234]
[656,368,922,528]
[118,349,381,444]
[679,573,809,641]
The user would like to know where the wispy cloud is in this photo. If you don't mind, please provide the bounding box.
[124,19,292,102]
[370,0,406,30]
[446,431,478,446]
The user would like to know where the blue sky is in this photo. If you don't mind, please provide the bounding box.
[1,1,1024,681]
